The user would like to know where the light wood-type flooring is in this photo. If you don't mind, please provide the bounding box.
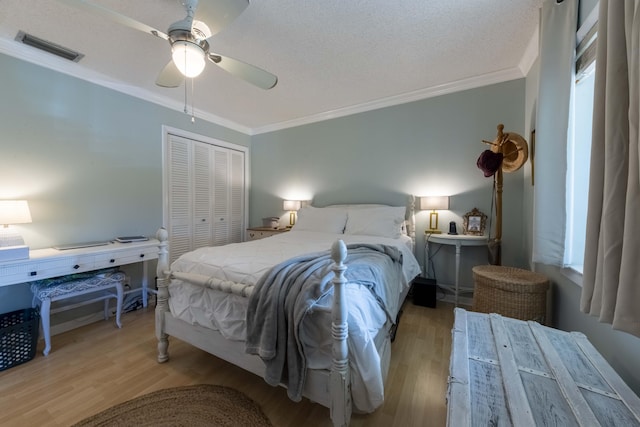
[0,300,455,426]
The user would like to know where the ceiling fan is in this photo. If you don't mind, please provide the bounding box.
[59,0,278,90]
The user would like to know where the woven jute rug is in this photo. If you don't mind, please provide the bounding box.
[72,384,273,427]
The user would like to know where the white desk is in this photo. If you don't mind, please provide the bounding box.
[425,233,487,306]
[0,239,159,307]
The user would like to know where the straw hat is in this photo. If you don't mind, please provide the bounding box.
[490,125,528,173]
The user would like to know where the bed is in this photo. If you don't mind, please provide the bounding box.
[154,200,422,427]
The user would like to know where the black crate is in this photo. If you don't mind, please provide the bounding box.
[0,308,39,371]
[412,277,437,308]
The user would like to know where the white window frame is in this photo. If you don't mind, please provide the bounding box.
[564,7,598,278]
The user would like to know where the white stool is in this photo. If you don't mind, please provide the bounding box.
[31,271,125,356]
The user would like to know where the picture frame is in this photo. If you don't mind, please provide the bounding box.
[463,208,487,236]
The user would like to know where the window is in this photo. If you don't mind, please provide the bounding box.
[565,16,597,274]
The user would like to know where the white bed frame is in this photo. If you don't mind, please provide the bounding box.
[154,198,416,427]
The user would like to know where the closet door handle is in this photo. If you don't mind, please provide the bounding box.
[73,264,80,269]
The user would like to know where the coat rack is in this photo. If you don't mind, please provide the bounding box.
[478,124,528,265]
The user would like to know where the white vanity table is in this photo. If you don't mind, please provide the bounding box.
[0,239,159,306]
[425,233,487,306]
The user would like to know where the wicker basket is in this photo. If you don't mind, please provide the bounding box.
[0,308,39,371]
[472,265,549,324]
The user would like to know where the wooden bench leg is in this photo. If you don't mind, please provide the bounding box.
[103,299,109,321]
[114,282,123,328]
[40,298,52,356]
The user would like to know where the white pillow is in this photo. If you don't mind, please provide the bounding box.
[344,206,406,238]
[292,206,348,234]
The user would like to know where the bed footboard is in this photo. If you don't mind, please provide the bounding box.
[153,228,352,427]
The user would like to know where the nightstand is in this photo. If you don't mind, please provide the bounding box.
[246,227,290,241]
[425,233,487,306]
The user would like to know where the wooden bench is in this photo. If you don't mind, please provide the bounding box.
[30,270,126,356]
[448,308,640,426]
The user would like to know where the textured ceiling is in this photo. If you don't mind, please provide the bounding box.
[0,0,543,134]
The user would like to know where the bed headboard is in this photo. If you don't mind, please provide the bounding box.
[321,195,417,249]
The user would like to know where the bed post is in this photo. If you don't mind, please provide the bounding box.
[329,240,351,427]
[409,195,416,248]
[155,227,170,363]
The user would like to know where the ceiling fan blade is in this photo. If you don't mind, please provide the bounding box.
[194,0,249,37]
[208,53,277,90]
[156,61,184,88]
[57,0,168,40]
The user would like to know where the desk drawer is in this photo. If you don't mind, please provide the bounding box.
[94,247,157,269]
[0,255,95,285]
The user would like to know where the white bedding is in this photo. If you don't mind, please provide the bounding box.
[167,230,421,412]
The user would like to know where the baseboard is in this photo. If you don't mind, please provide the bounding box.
[438,293,473,307]
[48,287,148,337]
[50,311,109,336]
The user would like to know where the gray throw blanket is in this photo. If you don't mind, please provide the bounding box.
[245,242,405,402]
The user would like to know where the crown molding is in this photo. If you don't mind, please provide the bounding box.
[0,39,252,135]
[251,67,526,135]
[2,38,533,137]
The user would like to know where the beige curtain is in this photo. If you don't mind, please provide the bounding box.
[581,0,640,337]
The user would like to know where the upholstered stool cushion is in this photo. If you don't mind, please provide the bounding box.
[30,269,125,300]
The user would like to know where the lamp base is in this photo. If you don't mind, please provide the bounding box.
[0,245,29,262]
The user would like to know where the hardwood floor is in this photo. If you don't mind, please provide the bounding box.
[0,300,455,427]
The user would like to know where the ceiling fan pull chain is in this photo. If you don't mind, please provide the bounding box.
[183,48,188,115]
[191,77,196,123]
[183,86,188,115]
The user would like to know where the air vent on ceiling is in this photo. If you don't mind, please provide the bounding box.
[15,31,84,62]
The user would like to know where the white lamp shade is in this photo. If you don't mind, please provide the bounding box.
[420,196,450,211]
[0,200,32,225]
[172,41,206,78]
[283,200,301,211]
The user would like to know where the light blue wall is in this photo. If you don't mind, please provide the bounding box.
[524,0,640,395]
[1,53,250,249]
[0,53,250,313]
[251,80,527,285]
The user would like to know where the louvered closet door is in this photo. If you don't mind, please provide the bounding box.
[211,147,245,246]
[212,147,229,246]
[167,133,246,264]
[229,150,244,243]
[168,135,192,263]
[193,141,213,248]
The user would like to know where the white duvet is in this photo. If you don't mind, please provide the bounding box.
[168,230,421,412]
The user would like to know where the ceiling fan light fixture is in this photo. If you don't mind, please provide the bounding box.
[171,40,205,78]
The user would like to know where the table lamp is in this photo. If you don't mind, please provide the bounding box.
[0,200,32,261]
[283,200,301,227]
[420,196,449,234]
